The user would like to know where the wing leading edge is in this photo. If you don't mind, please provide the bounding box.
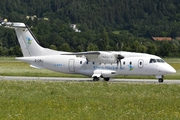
[62,51,100,56]
[62,51,124,64]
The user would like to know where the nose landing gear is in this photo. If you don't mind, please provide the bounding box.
[158,78,164,83]
[104,78,110,81]
[156,75,164,83]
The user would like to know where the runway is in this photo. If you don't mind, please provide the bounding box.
[0,76,180,84]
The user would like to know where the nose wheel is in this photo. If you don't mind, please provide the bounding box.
[158,78,164,83]
[104,78,110,81]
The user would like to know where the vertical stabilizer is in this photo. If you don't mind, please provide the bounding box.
[14,23,44,56]
[3,22,62,56]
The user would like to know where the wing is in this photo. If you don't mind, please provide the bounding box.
[62,51,124,64]
[62,51,100,56]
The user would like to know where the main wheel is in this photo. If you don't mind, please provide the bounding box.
[93,76,99,81]
[104,78,110,81]
[158,78,164,83]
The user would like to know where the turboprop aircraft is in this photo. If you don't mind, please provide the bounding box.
[1,22,176,82]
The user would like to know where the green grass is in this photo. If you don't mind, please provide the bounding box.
[0,81,180,120]
[0,57,180,119]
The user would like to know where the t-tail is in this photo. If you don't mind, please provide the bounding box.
[2,22,67,57]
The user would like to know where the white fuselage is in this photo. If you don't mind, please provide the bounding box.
[1,22,175,81]
[16,51,176,78]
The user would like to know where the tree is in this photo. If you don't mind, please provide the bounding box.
[131,40,141,52]
[49,44,57,50]
[0,0,180,57]
[158,41,171,57]
[101,28,110,50]
[59,43,71,52]
[86,43,99,51]
[146,42,157,55]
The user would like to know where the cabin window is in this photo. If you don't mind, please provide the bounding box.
[149,59,156,63]
[123,61,125,65]
[80,61,82,64]
[138,59,144,68]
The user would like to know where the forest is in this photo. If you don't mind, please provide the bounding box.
[0,0,180,57]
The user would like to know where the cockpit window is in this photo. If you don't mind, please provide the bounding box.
[149,59,156,63]
[150,59,165,63]
[157,59,165,63]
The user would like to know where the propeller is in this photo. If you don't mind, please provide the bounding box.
[116,54,124,69]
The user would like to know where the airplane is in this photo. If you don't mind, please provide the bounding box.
[1,22,176,83]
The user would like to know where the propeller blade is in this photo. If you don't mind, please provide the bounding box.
[120,59,122,69]
[117,54,124,60]
[117,60,119,66]
[116,54,124,69]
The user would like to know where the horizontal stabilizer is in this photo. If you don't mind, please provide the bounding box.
[30,65,44,69]
[2,22,26,28]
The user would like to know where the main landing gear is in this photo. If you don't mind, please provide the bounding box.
[156,75,164,83]
[93,77,110,81]
[93,76,100,81]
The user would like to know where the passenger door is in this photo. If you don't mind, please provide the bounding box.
[69,59,75,72]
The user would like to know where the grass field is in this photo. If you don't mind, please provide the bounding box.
[0,81,180,120]
[0,57,180,119]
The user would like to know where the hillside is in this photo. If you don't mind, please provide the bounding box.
[0,0,180,57]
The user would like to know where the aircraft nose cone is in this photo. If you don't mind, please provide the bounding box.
[166,64,176,74]
[159,64,176,74]
[169,67,176,74]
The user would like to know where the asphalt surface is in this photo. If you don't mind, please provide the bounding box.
[0,76,180,84]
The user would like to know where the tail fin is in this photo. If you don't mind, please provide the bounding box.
[3,22,61,56]
[14,23,44,56]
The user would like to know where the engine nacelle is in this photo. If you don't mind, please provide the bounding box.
[87,52,117,64]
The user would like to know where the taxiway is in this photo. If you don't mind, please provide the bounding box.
[0,76,179,84]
